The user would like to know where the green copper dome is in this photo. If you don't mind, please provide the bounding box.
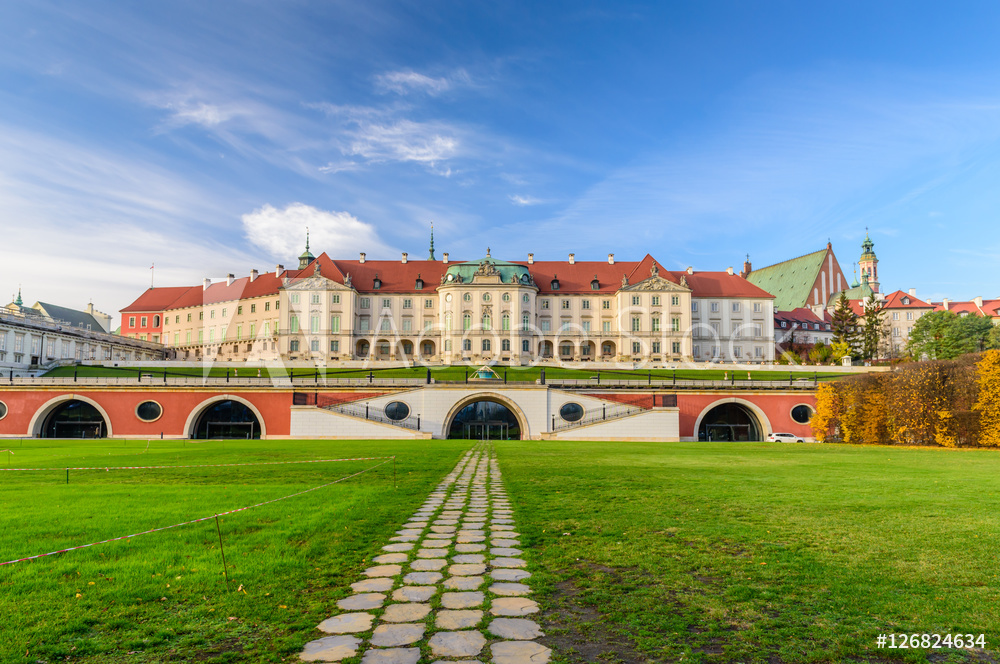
[443,257,533,285]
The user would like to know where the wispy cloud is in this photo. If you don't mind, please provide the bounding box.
[348,120,460,164]
[241,203,395,258]
[375,69,470,96]
[508,194,544,206]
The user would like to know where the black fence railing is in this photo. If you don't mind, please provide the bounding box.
[551,403,646,432]
[322,402,421,431]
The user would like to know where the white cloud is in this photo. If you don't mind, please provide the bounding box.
[241,203,395,259]
[167,101,233,127]
[375,69,470,95]
[347,120,460,164]
[508,194,544,206]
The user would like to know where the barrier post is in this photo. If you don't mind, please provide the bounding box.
[215,515,231,591]
[66,468,69,484]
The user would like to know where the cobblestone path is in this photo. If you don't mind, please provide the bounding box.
[299,446,550,663]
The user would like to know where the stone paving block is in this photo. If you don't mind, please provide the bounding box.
[364,564,402,577]
[373,553,408,564]
[381,543,414,552]
[492,532,520,539]
[299,635,362,661]
[451,554,485,564]
[381,602,431,623]
[430,525,456,533]
[403,571,443,585]
[410,558,447,571]
[426,533,454,539]
[448,563,487,576]
[489,582,531,596]
[490,641,551,664]
[490,547,522,556]
[337,593,385,610]
[317,612,374,634]
[491,557,527,568]
[490,524,515,531]
[457,534,486,543]
[428,631,486,657]
[392,585,436,602]
[388,535,419,542]
[488,617,544,640]
[435,609,483,630]
[490,597,539,616]
[443,575,484,590]
[360,646,422,663]
[402,521,427,528]
[351,578,394,593]
[490,569,531,581]
[396,529,423,536]
[492,538,520,548]
[421,539,451,548]
[416,548,446,558]
[440,590,484,609]
[454,543,486,552]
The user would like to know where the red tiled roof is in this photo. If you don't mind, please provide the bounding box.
[121,286,197,313]
[775,307,823,324]
[672,271,774,299]
[881,290,932,309]
[328,255,450,294]
[530,260,642,294]
[168,269,305,309]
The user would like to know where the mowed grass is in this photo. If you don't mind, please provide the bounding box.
[42,364,850,382]
[495,441,1000,663]
[0,438,470,663]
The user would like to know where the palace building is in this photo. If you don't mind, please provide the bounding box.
[122,241,776,365]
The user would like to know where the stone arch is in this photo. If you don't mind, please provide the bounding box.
[183,395,268,439]
[441,392,531,440]
[29,394,114,438]
[693,397,772,442]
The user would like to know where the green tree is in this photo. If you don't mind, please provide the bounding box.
[831,293,859,348]
[861,298,885,361]
[953,314,995,355]
[990,324,1000,350]
[908,310,959,360]
[831,340,852,363]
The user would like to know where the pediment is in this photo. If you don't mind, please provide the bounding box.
[283,274,352,291]
[623,276,690,292]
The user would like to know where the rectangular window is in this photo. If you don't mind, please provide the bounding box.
[311,294,320,305]
[199,311,204,320]
[311,316,320,333]
[502,339,511,351]
[561,300,570,309]
[463,339,471,351]
[734,346,742,358]
[631,317,640,332]
[755,346,764,357]
[892,312,899,320]
[424,298,433,309]
[129,316,136,327]
[46,339,54,357]
[893,327,901,337]
[424,319,432,331]
[710,322,720,335]
[310,339,320,351]
[380,319,391,331]
[249,323,255,338]
[691,302,698,312]
[906,312,913,320]
[290,315,299,333]
[672,295,680,306]
[651,317,660,332]
[541,300,550,309]
[186,331,192,343]
[291,294,300,304]
[710,302,719,313]
[209,329,215,342]
[463,314,471,331]
[210,309,215,319]
[502,316,510,331]
[602,300,611,309]
[403,299,412,309]
[332,294,340,304]
[582,320,591,332]
[250,304,256,313]
[522,339,529,352]
[482,339,491,351]
[361,297,370,308]
[541,320,551,332]
[652,341,661,354]
[445,339,452,351]
[602,320,611,332]
[582,300,591,310]
[632,341,641,354]
[236,325,242,340]
[382,298,391,309]
[732,302,741,313]
[753,323,762,337]
[359,317,370,331]
[265,301,271,312]
[753,302,762,313]
[275,300,279,310]
[140,316,147,327]
[331,340,340,352]
[238,305,243,315]
[672,341,681,354]
[672,317,680,332]
[331,315,340,332]
[402,319,412,332]
[651,296,660,306]
[631,295,640,306]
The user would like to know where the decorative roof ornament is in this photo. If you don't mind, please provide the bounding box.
[428,222,436,261]
[621,274,629,287]
[486,247,491,257]
[679,274,688,288]
[650,262,659,277]
[344,272,352,288]
[14,286,23,307]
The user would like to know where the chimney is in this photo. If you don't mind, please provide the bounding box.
[568,253,575,264]
[726,267,734,276]
[203,278,211,291]
[686,266,694,275]
[942,298,950,310]
[443,252,449,263]
[528,253,534,264]
[608,253,614,264]
[908,288,916,297]
[360,252,366,264]
[402,252,408,264]
[250,269,258,282]
[227,273,235,286]
[974,296,983,307]
[86,302,95,315]
[276,264,284,277]
[741,255,752,278]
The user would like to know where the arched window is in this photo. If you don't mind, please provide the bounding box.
[445,313,453,330]
[522,313,530,329]
[483,314,492,331]
[462,339,471,351]
[153,315,161,327]
[502,313,510,331]
[502,339,511,351]
[290,339,300,352]
[463,313,472,330]
[482,339,491,351]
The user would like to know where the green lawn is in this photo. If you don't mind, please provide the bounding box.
[3,439,995,663]
[41,364,850,382]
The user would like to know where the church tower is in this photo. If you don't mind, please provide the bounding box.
[298,228,315,270]
[858,231,879,294]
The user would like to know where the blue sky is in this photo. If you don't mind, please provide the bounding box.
[2,1,999,321]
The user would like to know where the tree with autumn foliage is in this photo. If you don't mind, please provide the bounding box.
[973,349,1000,447]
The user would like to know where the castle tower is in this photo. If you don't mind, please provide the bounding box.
[858,230,879,294]
[298,228,315,270]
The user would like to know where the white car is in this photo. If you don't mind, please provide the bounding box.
[768,432,804,443]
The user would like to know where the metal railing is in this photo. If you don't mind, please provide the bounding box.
[322,402,421,431]
[551,402,646,432]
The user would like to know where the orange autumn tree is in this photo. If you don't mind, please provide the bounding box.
[811,383,841,441]
[973,349,1000,447]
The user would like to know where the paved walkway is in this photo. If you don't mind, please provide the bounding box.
[299,446,550,663]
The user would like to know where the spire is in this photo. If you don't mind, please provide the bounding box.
[428,222,436,261]
[298,227,315,270]
[14,286,22,307]
[305,226,310,254]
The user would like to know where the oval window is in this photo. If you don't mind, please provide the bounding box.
[135,401,163,422]
[559,402,584,422]
[0,400,7,420]
[463,293,472,302]
[791,404,814,424]
[483,293,491,302]
[502,292,511,302]
[385,401,410,421]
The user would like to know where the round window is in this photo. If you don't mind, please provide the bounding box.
[502,292,511,302]
[445,293,453,303]
[385,401,410,421]
[522,294,529,302]
[483,293,491,302]
[463,293,472,302]
[0,400,7,420]
[559,402,584,422]
[791,404,814,424]
[136,401,163,422]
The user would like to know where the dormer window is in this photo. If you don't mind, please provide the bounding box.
[591,275,600,290]
[373,274,382,290]
[780,321,787,328]
[902,297,910,305]
[415,274,424,290]
[551,275,560,291]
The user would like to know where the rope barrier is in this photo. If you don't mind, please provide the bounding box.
[0,455,395,472]
[0,459,391,566]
